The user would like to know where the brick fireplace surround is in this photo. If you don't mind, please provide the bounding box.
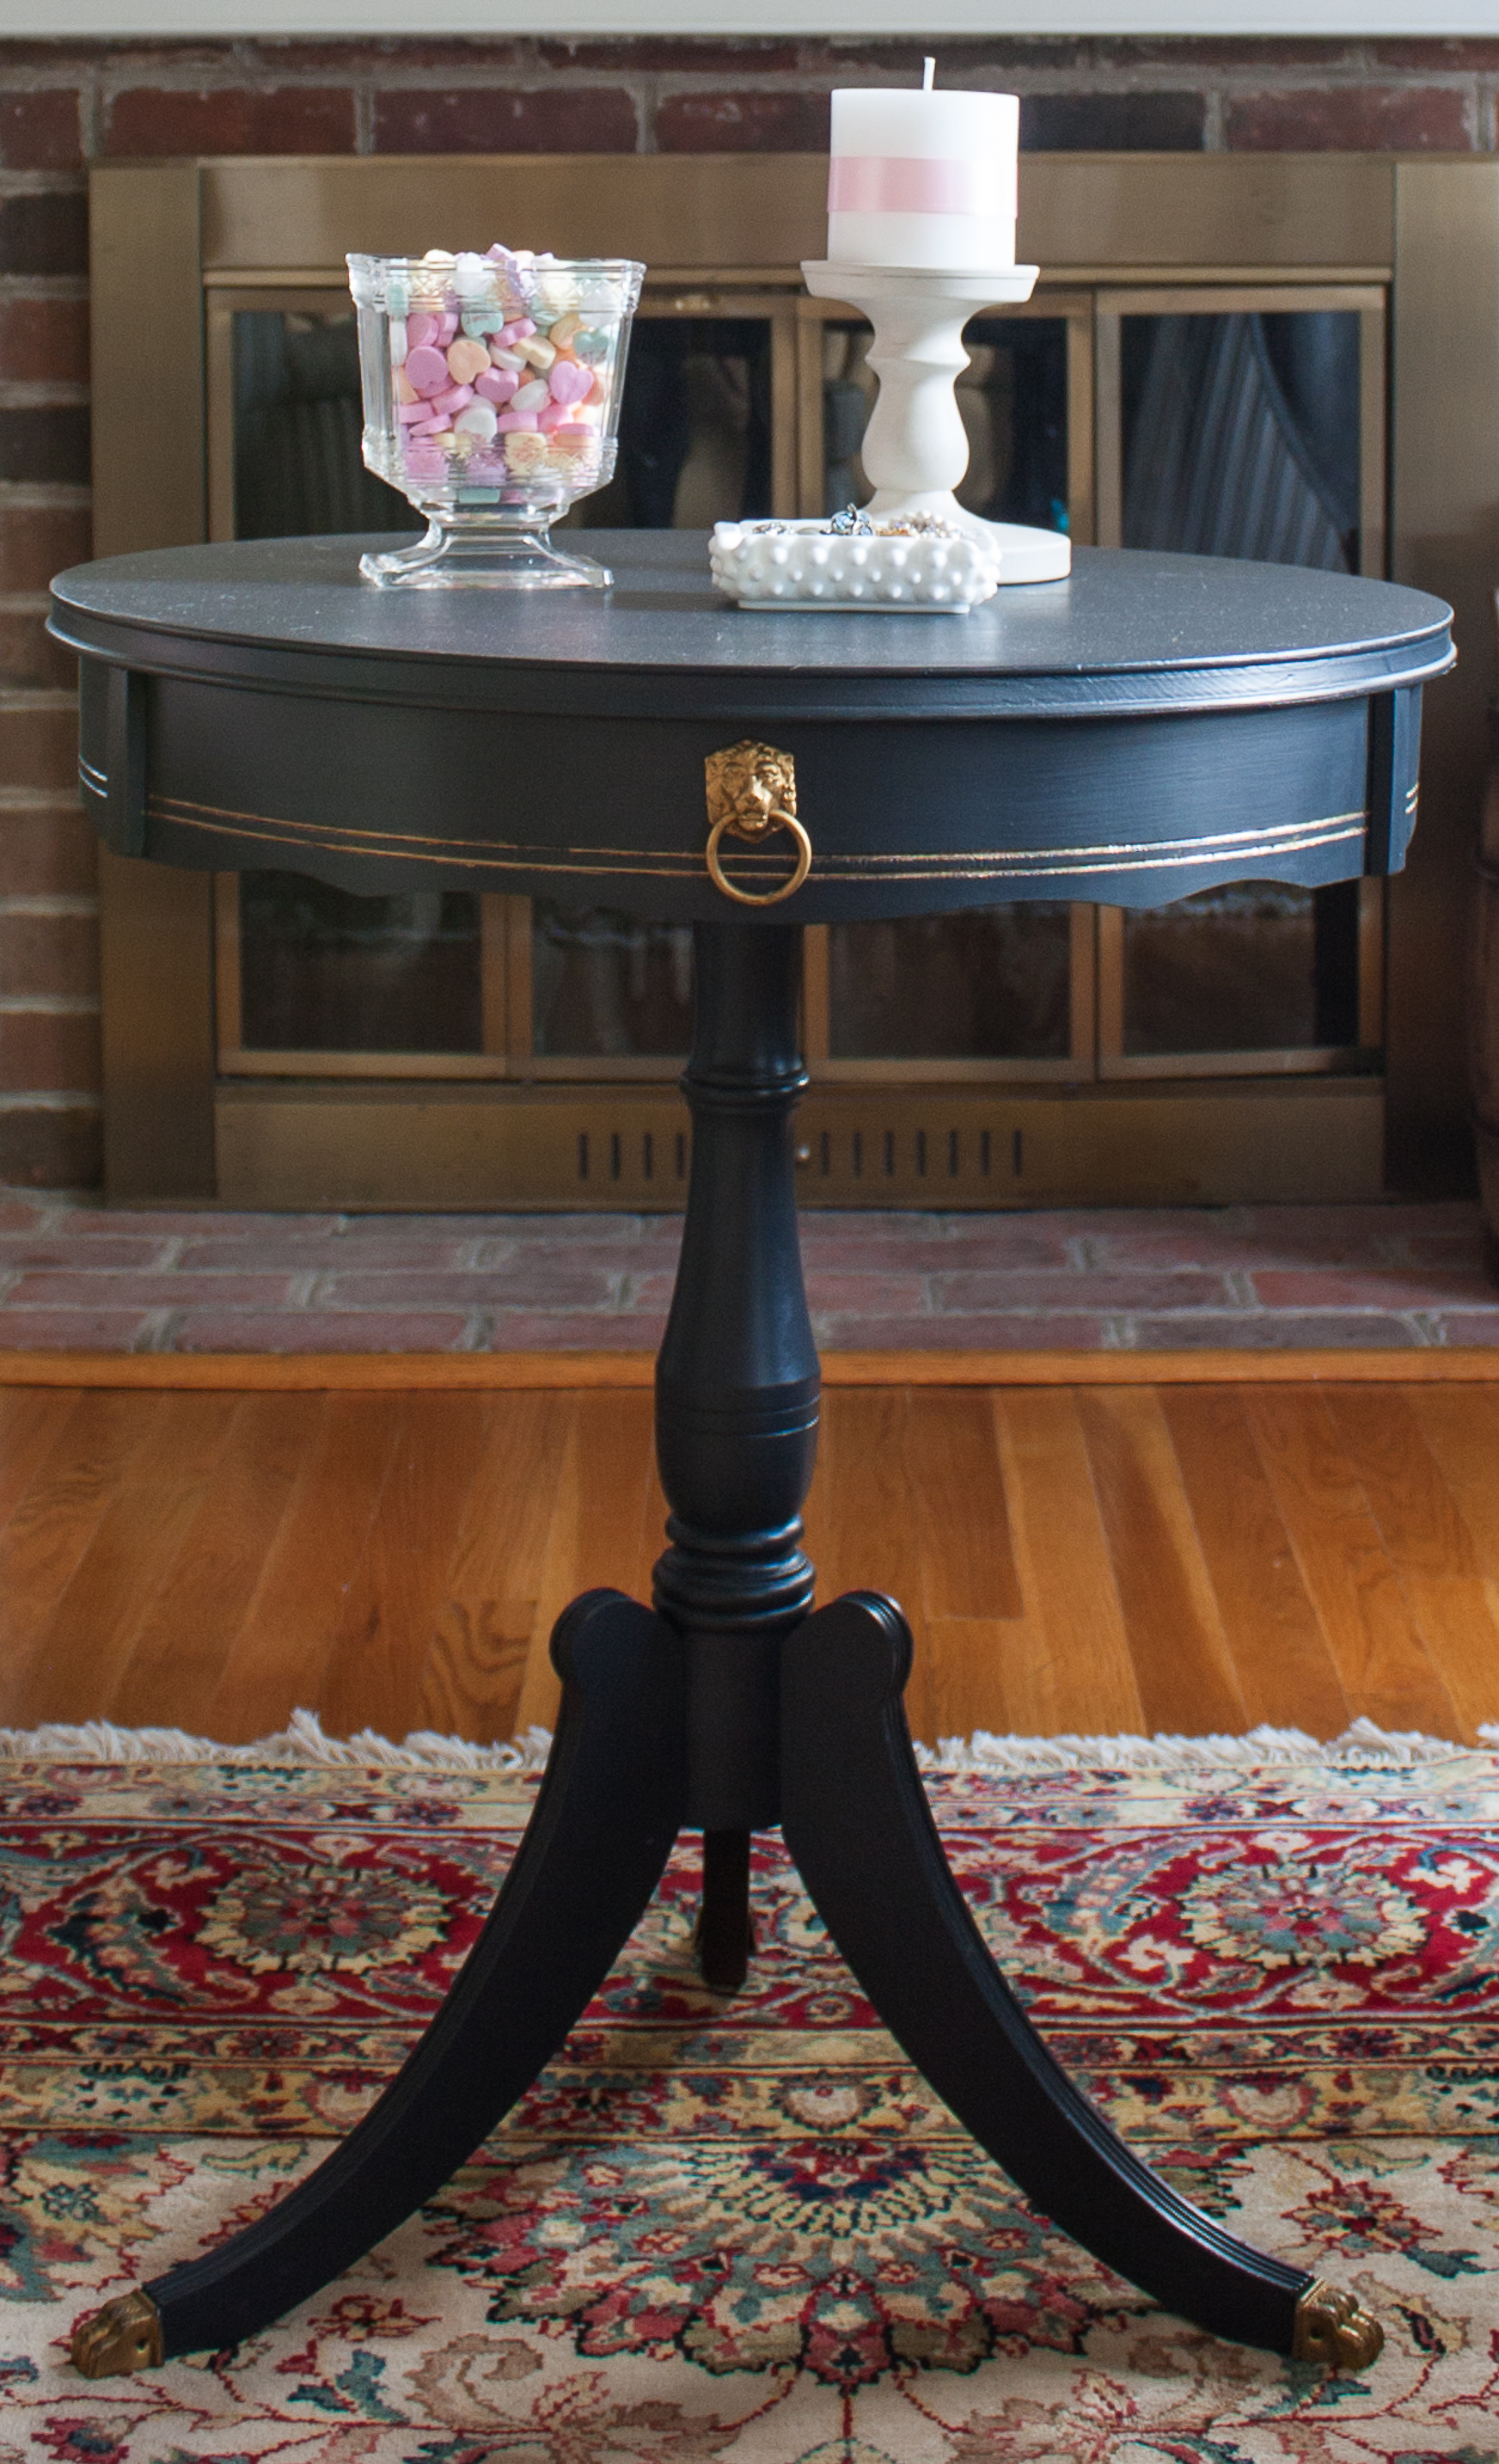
[3,34,1499,1352]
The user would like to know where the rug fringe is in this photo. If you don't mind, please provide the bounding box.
[0,1707,1487,1773]
[915,1715,1484,1774]
[0,1708,555,1772]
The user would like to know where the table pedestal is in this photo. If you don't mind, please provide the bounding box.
[71,922,1380,2382]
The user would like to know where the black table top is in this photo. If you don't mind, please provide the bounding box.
[49,535,1454,919]
[50,532,1453,725]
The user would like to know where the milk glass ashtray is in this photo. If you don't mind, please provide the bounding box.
[709,515,1000,614]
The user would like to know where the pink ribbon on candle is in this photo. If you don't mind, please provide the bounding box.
[827,155,1013,217]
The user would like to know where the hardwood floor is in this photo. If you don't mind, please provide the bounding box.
[3,1378,1498,1749]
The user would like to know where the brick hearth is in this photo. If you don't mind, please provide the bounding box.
[0,1196,1488,1354]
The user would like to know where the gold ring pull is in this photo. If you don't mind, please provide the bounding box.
[704,739,811,907]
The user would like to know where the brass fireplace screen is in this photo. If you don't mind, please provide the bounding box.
[90,154,1495,1207]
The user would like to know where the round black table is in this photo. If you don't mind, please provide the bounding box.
[49,534,1454,2384]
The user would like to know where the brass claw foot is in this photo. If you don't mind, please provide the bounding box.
[1292,2279,1384,2370]
[70,2288,164,2378]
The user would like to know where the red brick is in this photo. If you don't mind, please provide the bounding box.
[481,1311,666,1350]
[1126,1312,1420,1348]
[0,89,83,170]
[655,89,829,153]
[1085,1226,1392,1269]
[539,39,798,70]
[1372,40,1499,70]
[1250,1268,1496,1308]
[0,193,87,278]
[1227,85,1474,152]
[0,1232,161,1269]
[1421,1314,1499,1344]
[0,504,92,596]
[60,1208,341,1235]
[0,1305,150,1348]
[372,86,637,154]
[318,1266,622,1307]
[0,1105,100,1189]
[174,1233,476,1270]
[0,1011,99,1094]
[171,1310,475,1352]
[267,40,529,70]
[0,299,89,388]
[807,39,1090,69]
[1023,92,1204,150]
[0,614,76,694]
[0,1199,52,1230]
[814,1311,1110,1349]
[104,85,357,156]
[5,1269,296,1307]
[1102,38,1355,65]
[930,1269,1231,1311]
[0,706,80,795]
[797,1228,1071,1271]
[0,912,96,1001]
[0,810,96,902]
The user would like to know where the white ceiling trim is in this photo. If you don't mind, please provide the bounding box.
[11,3,1499,36]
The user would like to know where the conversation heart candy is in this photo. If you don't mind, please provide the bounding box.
[475,367,519,406]
[455,399,499,440]
[445,336,491,384]
[548,358,591,407]
[572,328,609,364]
[406,311,439,351]
[511,378,550,413]
[431,382,475,415]
[505,431,550,474]
[404,344,450,397]
[516,335,556,372]
[548,312,584,346]
[496,409,539,431]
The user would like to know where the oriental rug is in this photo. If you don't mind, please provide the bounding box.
[4,1723,1499,2462]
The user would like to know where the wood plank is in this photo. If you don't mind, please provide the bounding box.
[6,1394,242,1728]
[0,1392,168,1721]
[202,1393,407,1741]
[906,1388,1021,1621]
[317,1393,493,1744]
[415,1391,574,1746]
[1405,1384,1499,1583]
[1324,1386,1499,1738]
[103,1392,317,1733]
[802,1387,936,1735]
[990,1390,1141,1737]
[0,1388,86,1538]
[5,1347,1499,1392]
[512,1389,658,1738]
[1075,1386,1248,1734]
[1244,1385,1461,1737]
[1160,1386,1350,1737]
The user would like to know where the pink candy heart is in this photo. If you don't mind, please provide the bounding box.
[404,345,450,397]
[548,358,592,407]
[475,368,519,406]
[406,312,439,350]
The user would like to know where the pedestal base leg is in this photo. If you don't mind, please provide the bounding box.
[781,1590,1382,2365]
[71,1588,686,2373]
[696,1827,756,1992]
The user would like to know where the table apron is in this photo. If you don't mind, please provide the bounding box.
[79,663,1420,918]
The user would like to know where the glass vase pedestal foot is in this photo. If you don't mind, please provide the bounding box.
[802,259,1072,586]
[359,511,612,590]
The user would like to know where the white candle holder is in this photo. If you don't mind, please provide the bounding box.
[801,260,1071,585]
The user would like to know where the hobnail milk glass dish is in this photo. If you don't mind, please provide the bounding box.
[348,250,645,588]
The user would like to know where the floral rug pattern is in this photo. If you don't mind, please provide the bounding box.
[5,1752,1499,2458]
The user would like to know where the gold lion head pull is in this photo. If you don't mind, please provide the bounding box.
[70,2287,165,2379]
[1292,2280,1383,2371]
[704,741,811,907]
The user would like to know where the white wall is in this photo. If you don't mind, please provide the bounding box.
[9,3,1499,38]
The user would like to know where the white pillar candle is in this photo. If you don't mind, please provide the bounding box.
[827,74,1019,273]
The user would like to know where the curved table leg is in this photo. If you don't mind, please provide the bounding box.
[780,1591,1381,2366]
[71,1588,687,2374]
